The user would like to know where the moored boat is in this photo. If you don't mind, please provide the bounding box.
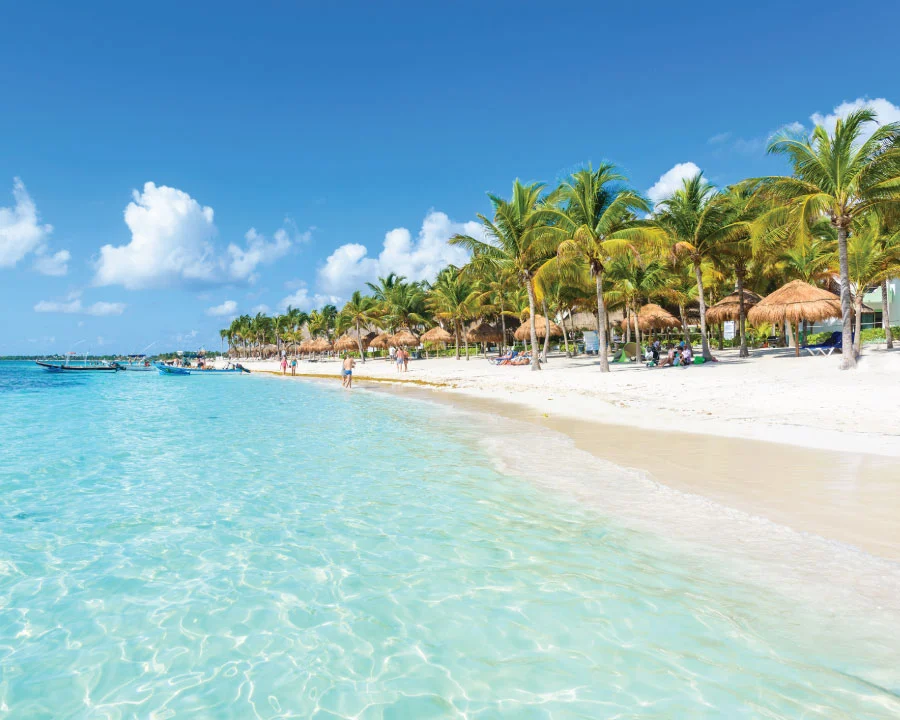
[36,358,119,372]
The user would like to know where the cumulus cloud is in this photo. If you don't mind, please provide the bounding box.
[810,97,900,135]
[278,284,343,312]
[317,210,479,295]
[34,292,125,316]
[94,183,311,289]
[94,182,218,289]
[227,227,293,282]
[646,162,702,206]
[0,178,64,272]
[33,249,70,276]
[206,299,238,316]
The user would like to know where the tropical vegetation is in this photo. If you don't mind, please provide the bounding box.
[220,108,900,370]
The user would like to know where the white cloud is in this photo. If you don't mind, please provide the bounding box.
[206,299,238,316]
[646,162,702,206]
[317,210,478,294]
[33,249,70,276]
[251,303,271,314]
[0,178,61,271]
[278,283,343,312]
[810,97,900,135]
[34,292,125,316]
[95,182,218,289]
[226,226,295,282]
[707,132,731,144]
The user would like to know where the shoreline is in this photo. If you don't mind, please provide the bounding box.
[249,359,900,566]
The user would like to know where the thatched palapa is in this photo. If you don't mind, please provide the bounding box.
[514,315,563,340]
[309,338,333,353]
[333,334,359,352]
[368,332,391,349]
[620,304,680,332]
[706,290,763,324]
[747,281,842,325]
[421,326,453,344]
[466,322,502,343]
[390,328,420,347]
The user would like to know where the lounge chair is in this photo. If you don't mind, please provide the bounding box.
[802,331,842,356]
[491,350,517,365]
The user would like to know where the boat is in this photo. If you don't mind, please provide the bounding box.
[114,355,155,371]
[155,362,190,375]
[36,353,119,372]
[154,362,248,376]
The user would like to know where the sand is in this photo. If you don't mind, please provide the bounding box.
[226,347,900,563]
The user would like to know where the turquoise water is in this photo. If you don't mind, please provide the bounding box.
[1,361,897,718]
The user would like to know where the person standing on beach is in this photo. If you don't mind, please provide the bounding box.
[389,346,396,365]
[342,354,356,388]
[402,348,409,372]
[280,356,288,375]
[290,357,297,376]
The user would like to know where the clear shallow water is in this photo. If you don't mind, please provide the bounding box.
[0,361,898,718]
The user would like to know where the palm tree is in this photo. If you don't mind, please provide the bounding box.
[340,291,380,362]
[451,180,558,370]
[845,213,900,356]
[655,173,729,360]
[604,255,669,348]
[426,267,481,359]
[750,108,900,368]
[469,263,516,355]
[546,164,655,371]
[306,310,328,339]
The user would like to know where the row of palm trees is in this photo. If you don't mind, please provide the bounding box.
[222,108,900,371]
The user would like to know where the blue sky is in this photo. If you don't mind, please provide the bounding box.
[2,0,899,354]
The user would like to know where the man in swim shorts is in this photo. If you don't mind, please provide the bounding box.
[341,354,356,388]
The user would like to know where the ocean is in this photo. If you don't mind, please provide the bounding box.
[1,361,897,718]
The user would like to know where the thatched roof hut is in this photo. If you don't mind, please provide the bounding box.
[421,326,453,344]
[390,328,420,347]
[333,334,359,352]
[309,338,333,353]
[748,280,842,356]
[368,332,391,349]
[706,290,763,324]
[298,339,314,353]
[466,322,502,343]
[747,281,842,325]
[514,315,563,340]
[620,304,681,332]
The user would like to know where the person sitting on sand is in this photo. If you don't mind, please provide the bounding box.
[659,344,676,368]
[681,344,693,367]
[341,354,356,388]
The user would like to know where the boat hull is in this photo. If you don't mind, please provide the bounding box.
[36,361,118,372]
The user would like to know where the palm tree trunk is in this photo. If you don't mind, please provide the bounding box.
[737,271,748,358]
[561,309,571,356]
[625,311,631,344]
[693,260,713,360]
[854,296,863,358]
[717,323,724,351]
[526,279,541,371]
[464,324,470,361]
[679,305,690,345]
[595,272,609,372]
[631,302,641,350]
[836,225,856,369]
[541,298,551,363]
[499,301,507,356]
[355,319,366,363]
[882,279,893,349]
[454,320,460,360]
[793,320,800,357]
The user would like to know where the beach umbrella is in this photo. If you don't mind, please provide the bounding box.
[390,328,420,347]
[620,304,681,332]
[333,334,358,352]
[514,315,563,340]
[310,338,333,353]
[466,322,502,343]
[748,280,842,356]
[368,332,391,349]
[706,290,763,324]
[421,326,453,344]
[298,339,314,353]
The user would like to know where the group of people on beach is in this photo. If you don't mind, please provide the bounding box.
[389,346,410,372]
[279,353,298,376]
[645,340,696,368]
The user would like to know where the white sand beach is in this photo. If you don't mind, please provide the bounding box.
[232,348,900,562]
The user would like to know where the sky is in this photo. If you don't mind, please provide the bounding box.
[2,0,899,355]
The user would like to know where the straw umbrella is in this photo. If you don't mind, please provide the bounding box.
[310,338,333,356]
[748,280,842,356]
[333,334,358,353]
[421,326,453,358]
[467,322,502,357]
[390,328,420,347]
[706,290,762,356]
[369,332,391,360]
[513,315,562,340]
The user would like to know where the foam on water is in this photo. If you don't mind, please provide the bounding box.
[1,361,898,718]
